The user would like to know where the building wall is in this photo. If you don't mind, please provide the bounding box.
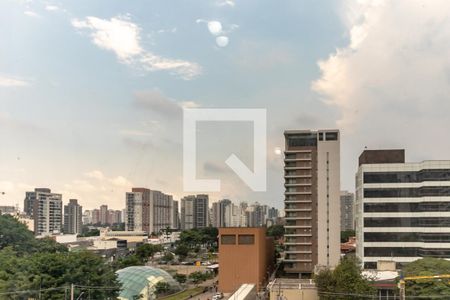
[340,191,355,231]
[64,199,82,234]
[218,227,274,293]
[356,151,450,268]
[284,130,340,277]
[32,190,63,236]
[126,188,174,234]
[316,135,340,269]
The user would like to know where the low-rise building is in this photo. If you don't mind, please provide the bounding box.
[218,227,275,293]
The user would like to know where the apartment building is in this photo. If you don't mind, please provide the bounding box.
[63,199,82,234]
[180,194,209,230]
[29,188,63,236]
[283,130,340,277]
[126,188,174,234]
[341,191,355,231]
[356,149,450,269]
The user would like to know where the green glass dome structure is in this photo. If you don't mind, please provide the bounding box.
[116,266,181,300]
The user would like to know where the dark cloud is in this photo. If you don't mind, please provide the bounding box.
[203,161,229,174]
[133,90,182,118]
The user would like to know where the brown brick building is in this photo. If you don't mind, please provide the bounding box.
[218,227,275,293]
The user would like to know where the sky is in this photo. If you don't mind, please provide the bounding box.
[1,0,450,210]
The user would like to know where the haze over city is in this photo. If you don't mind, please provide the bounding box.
[2,0,450,210]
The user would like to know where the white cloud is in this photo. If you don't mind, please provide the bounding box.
[312,0,450,130]
[63,171,134,209]
[0,75,30,87]
[312,0,450,189]
[217,0,235,7]
[84,170,105,180]
[133,90,200,117]
[45,5,59,11]
[24,10,40,18]
[72,16,201,79]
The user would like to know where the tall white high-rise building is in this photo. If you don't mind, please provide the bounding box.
[29,188,63,236]
[283,130,340,278]
[356,149,450,269]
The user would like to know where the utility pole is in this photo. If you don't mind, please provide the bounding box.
[70,283,75,300]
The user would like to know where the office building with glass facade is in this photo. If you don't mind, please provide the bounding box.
[355,149,450,268]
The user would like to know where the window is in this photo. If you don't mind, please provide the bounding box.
[221,235,236,244]
[238,234,255,244]
[325,132,338,141]
[364,217,450,227]
[364,170,450,183]
[364,187,450,198]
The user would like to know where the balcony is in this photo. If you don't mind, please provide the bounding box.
[284,216,312,220]
[283,258,313,263]
[284,225,312,229]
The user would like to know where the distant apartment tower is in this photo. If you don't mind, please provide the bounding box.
[24,188,52,217]
[172,200,180,229]
[340,191,355,231]
[283,130,340,277]
[211,199,232,227]
[180,194,209,230]
[28,188,63,236]
[356,149,450,269]
[64,199,82,234]
[100,205,108,225]
[224,203,243,227]
[82,210,92,225]
[126,188,174,234]
[91,209,100,224]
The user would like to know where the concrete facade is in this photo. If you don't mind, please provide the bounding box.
[218,227,274,293]
[284,130,340,277]
[356,149,450,268]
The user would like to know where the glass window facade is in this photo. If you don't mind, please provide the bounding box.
[364,187,450,198]
[364,247,450,258]
[364,170,450,183]
[364,217,450,227]
[364,202,450,212]
[364,232,450,242]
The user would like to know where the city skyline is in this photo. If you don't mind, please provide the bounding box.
[2,0,450,211]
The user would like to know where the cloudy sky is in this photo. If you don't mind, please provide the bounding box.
[1,0,450,210]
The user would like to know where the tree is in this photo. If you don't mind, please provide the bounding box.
[267,225,284,239]
[78,225,100,237]
[0,215,121,299]
[135,244,162,262]
[0,214,43,254]
[155,281,171,295]
[174,244,190,260]
[315,256,375,299]
[174,273,187,284]
[189,271,207,284]
[0,249,121,300]
[341,230,355,243]
[403,257,450,297]
[112,254,144,270]
[163,252,174,262]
